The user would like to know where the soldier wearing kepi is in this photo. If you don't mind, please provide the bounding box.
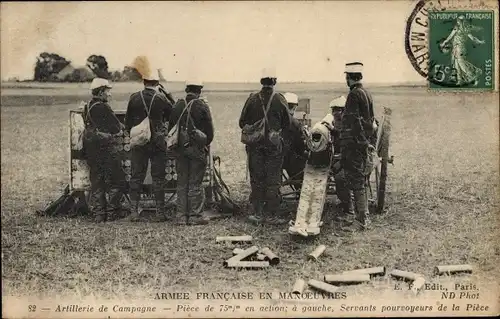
[124,70,174,222]
[82,78,127,222]
[339,62,376,231]
[282,92,308,192]
[168,80,214,225]
[239,68,291,224]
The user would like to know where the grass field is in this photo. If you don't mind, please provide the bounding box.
[1,82,499,301]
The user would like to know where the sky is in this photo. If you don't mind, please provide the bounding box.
[1,1,426,83]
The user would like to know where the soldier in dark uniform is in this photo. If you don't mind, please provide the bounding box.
[339,62,376,231]
[239,68,291,225]
[168,80,214,225]
[282,92,308,192]
[329,96,355,222]
[82,78,126,223]
[123,71,174,222]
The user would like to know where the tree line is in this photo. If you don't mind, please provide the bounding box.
[34,52,143,82]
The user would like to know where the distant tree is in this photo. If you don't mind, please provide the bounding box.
[121,66,142,81]
[66,67,95,82]
[33,52,71,82]
[110,70,123,82]
[86,55,111,79]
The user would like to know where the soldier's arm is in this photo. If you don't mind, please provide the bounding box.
[200,102,215,146]
[239,94,253,129]
[124,94,135,133]
[167,104,179,133]
[341,92,362,136]
[158,94,174,123]
[278,94,291,130]
[93,103,121,134]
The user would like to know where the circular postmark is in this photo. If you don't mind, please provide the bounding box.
[405,0,494,88]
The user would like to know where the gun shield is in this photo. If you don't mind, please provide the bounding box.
[324,274,371,285]
[292,279,306,294]
[260,247,280,265]
[308,245,326,261]
[232,248,245,255]
[226,261,270,269]
[411,277,426,295]
[216,235,253,243]
[390,269,423,282]
[434,265,473,275]
[308,279,339,294]
[342,266,386,277]
[223,246,259,267]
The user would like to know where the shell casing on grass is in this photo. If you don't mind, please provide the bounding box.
[292,279,306,294]
[308,279,339,294]
[226,261,269,269]
[216,235,253,243]
[256,253,266,261]
[434,264,473,275]
[323,273,371,284]
[260,247,280,265]
[308,244,326,260]
[411,277,426,295]
[342,266,386,277]
[223,246,259,267]
[390,269,424,281]
[232,248,245,255]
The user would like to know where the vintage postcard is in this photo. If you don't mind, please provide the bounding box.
[1,0,499,318]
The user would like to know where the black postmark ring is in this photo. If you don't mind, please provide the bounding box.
[404,0,491,88]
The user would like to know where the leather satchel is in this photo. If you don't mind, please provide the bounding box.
[240,92,276,146]
[130,91,156,148]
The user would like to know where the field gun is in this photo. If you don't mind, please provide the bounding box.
[285,106,393,237]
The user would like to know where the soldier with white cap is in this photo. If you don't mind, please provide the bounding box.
[239,67,291,225]
[339,62,376,231]
[82,78,127,222]
[123,69,174,222]
[282,92,307,192]
[167,78,214,225]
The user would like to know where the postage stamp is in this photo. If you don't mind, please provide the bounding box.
[427,10,495,90]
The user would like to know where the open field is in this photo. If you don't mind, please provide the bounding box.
[1,82,499,300]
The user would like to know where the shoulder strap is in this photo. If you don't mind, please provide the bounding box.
[357,88,374,120]
[258,91,276,124]
[140,91,157,118]
[85,101,103,127]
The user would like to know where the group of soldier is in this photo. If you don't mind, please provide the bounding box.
[82,61,376,232]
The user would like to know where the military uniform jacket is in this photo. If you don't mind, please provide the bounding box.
[340,83,374,145]
[168,93,214,147]
[238,88,291,139]
[125,87,173,136]
[284,117,306,156]
[83,98,122,135]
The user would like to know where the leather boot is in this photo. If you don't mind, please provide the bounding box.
[123,199,140,222]
[152,199,168,222]
[353,188,371,230]
[94,212,107,223]
[247,201,264,224]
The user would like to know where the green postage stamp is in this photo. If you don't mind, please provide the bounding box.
[428,10,495,90]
